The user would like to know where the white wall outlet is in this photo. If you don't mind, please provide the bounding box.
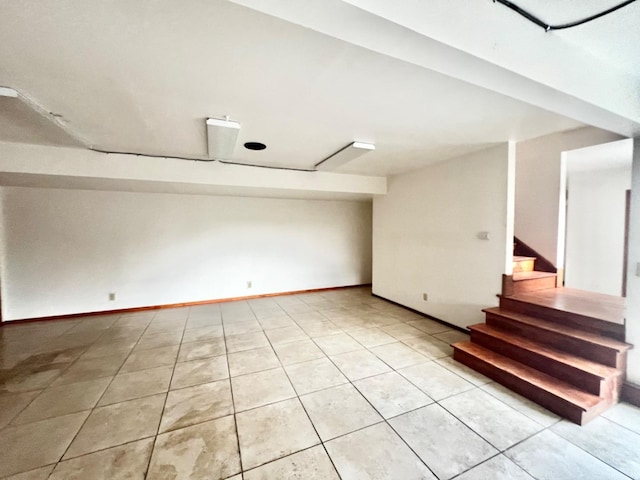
[108,292,116,301]
[423,293,428,301]
[636,262,640,278]
[247,280,252,288]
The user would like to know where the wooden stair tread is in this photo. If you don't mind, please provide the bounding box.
[512,271,556,281]
[513,256,536,262]
[482,307,632,352]
[468,323,621,379]
[453,342,602,410]
[507,288,624,326]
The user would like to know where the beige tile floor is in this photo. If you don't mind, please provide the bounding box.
[1,286,639,479]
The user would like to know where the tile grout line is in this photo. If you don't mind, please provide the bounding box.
[303,329,440,479]
[140,310,188,480]
[3,290,638,480]
[257,303,344,480]
[50,311,158,476]
[221,306,246,478]
[3,317,121,430]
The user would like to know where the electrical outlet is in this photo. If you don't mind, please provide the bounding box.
[247,280,252,288]
[423,293,428,301]
[109,292,116,301]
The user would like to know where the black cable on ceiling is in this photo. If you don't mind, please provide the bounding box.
[493,0,637,31]
[88,147,316,172]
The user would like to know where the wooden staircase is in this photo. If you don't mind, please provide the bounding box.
[453,249,631,425]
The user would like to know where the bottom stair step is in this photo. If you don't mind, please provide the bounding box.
[452,341,610,425]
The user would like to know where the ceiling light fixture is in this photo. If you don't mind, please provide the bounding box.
[0,86,18,98]
[206,117,240,161]
[314,141,375,171]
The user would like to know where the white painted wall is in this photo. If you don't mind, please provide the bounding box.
[372,143,514,329]
[0,187,372,321]
[564,166,631,295]
[626,138,640,385]
[515,127,622,265]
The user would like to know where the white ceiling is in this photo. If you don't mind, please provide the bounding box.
[0,0,629,176]
[513,0,640,76]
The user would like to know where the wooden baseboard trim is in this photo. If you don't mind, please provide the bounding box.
[622,382,640,407]
[1,283,372,326]
[371,293,469,334]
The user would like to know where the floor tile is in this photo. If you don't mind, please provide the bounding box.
[440,389,542,450]
[505,430,629,480]
[120,345,179,373]
[0,411,89,477]
[380,323,425,340]
[390,404,497,480]
[455,454,534,480]
[0,362,70,393]
[291,311,326,322]
[171,355,228,390]
[98,365,172,406]
[300,383,382,441]
[480,382,560,427]
[551,416,640,478]
[135,331,183,351]
[236,398,320,470]
[354,371,432,418]
[185,319,222,333]
[181,325,224,343]
[433,330,470,344]
[12,377,111,425]
[160,379,233,433]
[0,391,40,428]
[177,338,225,362]
[254,310,288,323]
[243,445,339,480]
[2,465,55,480]
[223,320,262,336]
[147,415,241,480]
[264,325,309,345]
[228,346,280,377]
[347,327,396,348]
[231,367,296,412]
[313,333,363,355]
[406,318,452,334]
[300,321,344,338]
[225,332,270,353]
[369,342,427,369]
[325,422,436,480]
[81,339,135,360]
[330,350,391,381]
[284,357,349,395]
[402,335,452,359]
[51,354,124,386]
[100,326,145,343]
[272,339,325,365]
[64,394,165,459]
[602,401,640,434]
[49,438,153,480]
[435,357,492,386]
[398,361,474,400]
[258,316,296,330]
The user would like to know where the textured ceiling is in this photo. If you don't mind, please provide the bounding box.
[0,0,624,176]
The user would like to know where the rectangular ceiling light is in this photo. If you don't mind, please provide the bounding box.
[315,141,375,171]
[0,86,18,98]
[206,117,240,160]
